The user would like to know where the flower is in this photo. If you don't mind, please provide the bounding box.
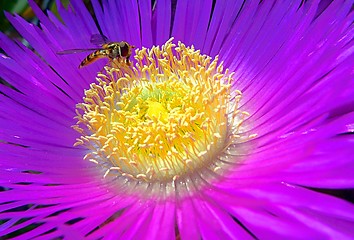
[1,0,354,239]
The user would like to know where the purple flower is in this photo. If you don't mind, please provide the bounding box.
[1,0,354,239]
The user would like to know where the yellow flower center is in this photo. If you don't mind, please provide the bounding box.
[73,38,252,183]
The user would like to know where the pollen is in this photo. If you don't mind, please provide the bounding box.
[74,38,251,183]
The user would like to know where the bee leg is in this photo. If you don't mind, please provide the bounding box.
[108,58,116,68]
[112,59,119,68]
[126,56,131,66]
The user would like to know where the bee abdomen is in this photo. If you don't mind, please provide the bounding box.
[79,50,110,68]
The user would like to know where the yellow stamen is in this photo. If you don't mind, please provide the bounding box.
[74,38,252,183]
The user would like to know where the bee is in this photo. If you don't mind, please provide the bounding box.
[57,34,135,68]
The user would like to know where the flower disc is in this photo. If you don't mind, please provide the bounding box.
[74,39,251,184]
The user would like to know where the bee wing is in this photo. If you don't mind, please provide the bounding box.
[57,48,100,55]
[90,34,109,46]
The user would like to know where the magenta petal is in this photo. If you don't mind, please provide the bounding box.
[145,201,176,239]
[193,196,255,239]
[152,0,172,45]
[138,0,153,46]
[207,183,354,238]
[177,196,201,239]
